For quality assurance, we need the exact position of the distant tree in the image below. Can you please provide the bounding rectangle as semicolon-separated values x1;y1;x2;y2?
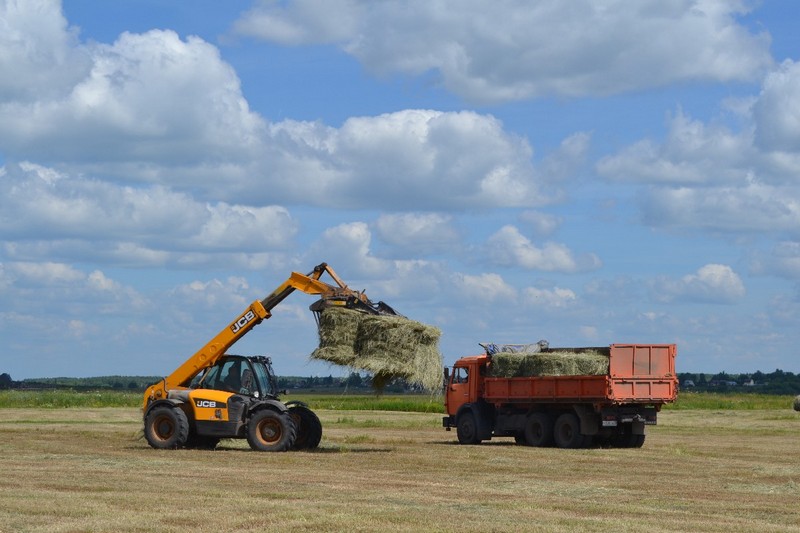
346;372;363;388
0;373;12;389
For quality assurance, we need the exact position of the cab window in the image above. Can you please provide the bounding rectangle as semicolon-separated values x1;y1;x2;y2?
452;367;469;384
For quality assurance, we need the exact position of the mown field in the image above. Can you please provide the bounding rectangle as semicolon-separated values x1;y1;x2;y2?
0;393;798;532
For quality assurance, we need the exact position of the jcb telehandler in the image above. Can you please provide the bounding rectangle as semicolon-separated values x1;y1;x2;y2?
142;262;398;452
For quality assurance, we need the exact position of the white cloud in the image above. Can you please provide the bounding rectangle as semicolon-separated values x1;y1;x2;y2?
0;162;298;264
753;60;800;152
522;286;577;308
639;181;800;234
232;0;772;103
597;109;755;186
0;0;90;101
0;21;265;168
651;264;746;304
518;211;562;237
452;272;516;303
374;213;460;256
598;61;800;237
750;241;800;280
266;110;548;209
485;225;601;272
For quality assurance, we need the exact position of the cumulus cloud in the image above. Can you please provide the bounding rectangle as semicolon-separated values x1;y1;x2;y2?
0;162;298;264
651;264;746;304
0;0;90;101
753;59;800;152
0;1;560;211
485;225;601;272
374;213;460;256
598;60;800;237
597;109;755;186
266;110;548;209
232;0;773;103
522;286;577;308
750;241;800;280
639;181;800;234
452;272;517;303
0;26;265;168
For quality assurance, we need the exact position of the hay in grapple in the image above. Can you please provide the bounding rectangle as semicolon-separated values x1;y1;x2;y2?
487;350;609;378
310;307;361;365
310;308;443;392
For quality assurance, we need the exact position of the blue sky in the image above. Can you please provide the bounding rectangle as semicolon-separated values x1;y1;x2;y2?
2;0;800;379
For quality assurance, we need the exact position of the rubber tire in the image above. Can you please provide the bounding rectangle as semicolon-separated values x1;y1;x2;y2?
144;405;190;449
456;411;480;445
524;412;554;447
289;405;323;450
553;413;584;449
247;410;297;452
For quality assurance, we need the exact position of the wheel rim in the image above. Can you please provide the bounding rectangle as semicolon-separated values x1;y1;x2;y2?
257;418;283;445
153;415;175;442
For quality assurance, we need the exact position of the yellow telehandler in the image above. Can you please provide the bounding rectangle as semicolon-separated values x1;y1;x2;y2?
142;262;398;451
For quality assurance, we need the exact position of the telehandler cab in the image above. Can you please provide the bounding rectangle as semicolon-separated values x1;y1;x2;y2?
142;263;397;452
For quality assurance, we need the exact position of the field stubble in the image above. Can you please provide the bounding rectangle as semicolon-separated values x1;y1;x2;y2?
0;407;798;532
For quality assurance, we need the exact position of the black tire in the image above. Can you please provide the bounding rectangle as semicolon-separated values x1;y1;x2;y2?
246;409;297;452
553;413;584;449
288;405;323;450
456;411;480;445
524;412;554;447
144;405;189;449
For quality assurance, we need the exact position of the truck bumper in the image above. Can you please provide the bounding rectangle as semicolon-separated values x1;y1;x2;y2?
442;415;455;430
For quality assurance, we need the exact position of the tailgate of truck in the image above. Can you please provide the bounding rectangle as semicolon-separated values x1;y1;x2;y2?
608;344;677;402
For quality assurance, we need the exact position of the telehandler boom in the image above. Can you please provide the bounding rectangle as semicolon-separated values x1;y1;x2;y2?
142;262;396;452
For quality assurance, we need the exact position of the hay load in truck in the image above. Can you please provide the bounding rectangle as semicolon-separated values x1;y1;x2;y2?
443;342;678;448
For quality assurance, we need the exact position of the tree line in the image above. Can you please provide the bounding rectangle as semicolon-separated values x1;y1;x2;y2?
678;369;800;395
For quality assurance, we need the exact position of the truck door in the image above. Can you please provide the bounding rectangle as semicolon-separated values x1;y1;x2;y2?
446;365;472;416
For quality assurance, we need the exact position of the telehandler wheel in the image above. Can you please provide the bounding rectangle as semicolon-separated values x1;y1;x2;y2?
144;405;190;449
456;411;480;445
288;405;323;450
524;412;554;447
553;413;584;449
247;409;297;452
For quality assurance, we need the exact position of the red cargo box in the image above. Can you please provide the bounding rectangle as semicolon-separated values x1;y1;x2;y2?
482;343;677;405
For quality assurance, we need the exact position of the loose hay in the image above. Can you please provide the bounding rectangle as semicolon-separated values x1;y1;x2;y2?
487;350;609;378
311;308;443;392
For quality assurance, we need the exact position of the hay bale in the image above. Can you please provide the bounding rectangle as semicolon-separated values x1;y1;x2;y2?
310;308;443;392
310;307;361;365
794;395;800;412
487;350;609;378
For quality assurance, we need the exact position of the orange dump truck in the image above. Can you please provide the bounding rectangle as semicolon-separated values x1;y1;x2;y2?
443;343;677;448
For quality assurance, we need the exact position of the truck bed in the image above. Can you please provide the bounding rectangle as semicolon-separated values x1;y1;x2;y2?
482;344;677;404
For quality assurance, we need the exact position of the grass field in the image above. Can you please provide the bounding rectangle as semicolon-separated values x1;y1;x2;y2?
0;400;799;532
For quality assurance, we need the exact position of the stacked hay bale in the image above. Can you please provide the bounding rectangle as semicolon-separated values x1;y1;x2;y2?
487;349;609;378
311;307;443;392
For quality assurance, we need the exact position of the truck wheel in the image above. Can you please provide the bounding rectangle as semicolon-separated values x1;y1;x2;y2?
553;413;584;449
289;404;323;450
524;413;554;447
247;409;297;452
456;411;480;445
144;405;189;449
